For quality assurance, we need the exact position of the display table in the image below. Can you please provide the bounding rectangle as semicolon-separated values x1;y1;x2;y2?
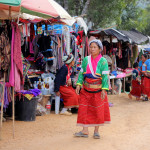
110;71;132;95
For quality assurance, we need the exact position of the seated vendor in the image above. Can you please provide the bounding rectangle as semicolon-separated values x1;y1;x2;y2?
128;62;141;100
54;54;79;115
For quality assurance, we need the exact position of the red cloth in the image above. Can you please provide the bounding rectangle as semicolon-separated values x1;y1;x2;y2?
76;31;83;46
65;64;72;83
142;77;150;97
130;80;141;98
77;89;111;127
83;78;102;92
13;23;23;84
59;86;79;108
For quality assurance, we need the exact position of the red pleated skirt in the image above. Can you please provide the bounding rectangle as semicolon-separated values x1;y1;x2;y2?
130;80;141;98
77;89;111;127
59;86;79;108
142;77;150;97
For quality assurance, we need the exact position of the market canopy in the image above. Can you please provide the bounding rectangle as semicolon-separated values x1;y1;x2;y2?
119;29;149;45
89;28;149;44
89;28;130;43
0;0;72;20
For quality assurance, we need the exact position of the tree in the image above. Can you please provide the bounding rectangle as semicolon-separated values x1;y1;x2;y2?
55;0;150;35
118;0;148;31
142;5;150;35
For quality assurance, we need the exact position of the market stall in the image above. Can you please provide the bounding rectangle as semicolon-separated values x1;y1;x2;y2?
89;28;149;94
0;0;78;140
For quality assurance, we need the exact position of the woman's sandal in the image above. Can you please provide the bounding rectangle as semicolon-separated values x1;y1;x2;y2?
74;131;88;138
93;132;100;139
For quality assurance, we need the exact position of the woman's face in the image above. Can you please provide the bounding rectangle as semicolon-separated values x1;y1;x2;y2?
89;43;101;58
141;55;146;63
70;59;75;67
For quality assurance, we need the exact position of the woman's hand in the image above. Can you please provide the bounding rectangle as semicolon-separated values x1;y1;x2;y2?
76;85;81;95
101;89;106;100
55;91;60;96
67;78;72;86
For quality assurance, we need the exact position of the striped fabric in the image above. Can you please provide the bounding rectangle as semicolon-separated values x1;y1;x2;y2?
77;86;111;127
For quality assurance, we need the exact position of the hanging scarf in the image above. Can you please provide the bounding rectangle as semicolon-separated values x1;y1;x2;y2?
13;22;24;84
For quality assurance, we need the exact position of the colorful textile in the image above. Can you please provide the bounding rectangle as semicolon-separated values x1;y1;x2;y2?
18;89;41;97
86;54;102;74
4;85;9;108
59;86;79;108
130;80;141;98
83;78;102;92
24;94;34;100
14;63;21;92
142;77;150;97
9;23;15;87
0;30;10;71
77;88;110;127
76;55;109;90
13;22;23;84
22;55;31;80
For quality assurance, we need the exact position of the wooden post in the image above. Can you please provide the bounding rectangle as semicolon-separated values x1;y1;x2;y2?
12;87;15;138
110;35;112;44
0;72;6;140
9;6;11;19
111;78;114;95
123;77;125;92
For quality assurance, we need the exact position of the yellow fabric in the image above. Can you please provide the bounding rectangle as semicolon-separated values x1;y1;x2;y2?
102;88;109;90
24;94;34;100
84;83;102;89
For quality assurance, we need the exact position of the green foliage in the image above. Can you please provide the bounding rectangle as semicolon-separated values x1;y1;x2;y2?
55;0;150;35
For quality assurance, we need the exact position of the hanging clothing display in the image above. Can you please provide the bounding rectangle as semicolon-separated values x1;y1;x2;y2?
0;26;11;71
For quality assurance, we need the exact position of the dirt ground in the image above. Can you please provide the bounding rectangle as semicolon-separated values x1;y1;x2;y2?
1;93;150;150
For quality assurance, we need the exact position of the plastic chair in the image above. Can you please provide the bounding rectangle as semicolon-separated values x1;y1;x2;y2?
50;94;60;114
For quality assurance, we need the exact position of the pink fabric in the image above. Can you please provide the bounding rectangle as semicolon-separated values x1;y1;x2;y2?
116;73;126;78
124;68;133;74
86;54;102;73
13;22;24;84
9;23;15;87
14;63;21;92
29;41;34;54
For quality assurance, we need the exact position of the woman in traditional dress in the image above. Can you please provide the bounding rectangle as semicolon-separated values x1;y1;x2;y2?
142;55;150;100
128;62;141;100
75;39;111;139
54;54;79;115
139;54;149;101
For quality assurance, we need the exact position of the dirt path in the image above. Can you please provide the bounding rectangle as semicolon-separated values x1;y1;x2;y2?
1;93;150;150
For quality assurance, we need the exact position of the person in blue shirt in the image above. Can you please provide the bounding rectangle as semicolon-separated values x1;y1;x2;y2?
142;56;150;100
138;54;148;72
144;58;150;71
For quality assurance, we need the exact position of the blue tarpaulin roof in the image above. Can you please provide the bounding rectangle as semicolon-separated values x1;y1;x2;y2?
34;23;79;35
